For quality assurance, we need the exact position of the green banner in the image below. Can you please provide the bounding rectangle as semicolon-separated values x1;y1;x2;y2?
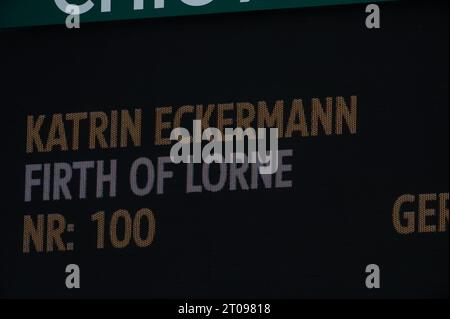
0;0;389;29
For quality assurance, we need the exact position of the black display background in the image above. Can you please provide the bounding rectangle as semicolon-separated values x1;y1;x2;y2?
0;1;448;299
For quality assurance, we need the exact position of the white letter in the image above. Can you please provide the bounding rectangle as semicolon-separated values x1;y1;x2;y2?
101;0;144;12
366;4;381;29
25;164;42;202
130;158;155;196
202;128;223;164
157;157;173;195
65;5;80;29
365;264;381;289
54;0;94;14
155;0;165;8
258;128;279;175
53;163;72;200
180;0;214;7
65;264;80;289
170;128;191;164
96;160;117;198
73;161;95;199
193;120;202;163
224;128;256;164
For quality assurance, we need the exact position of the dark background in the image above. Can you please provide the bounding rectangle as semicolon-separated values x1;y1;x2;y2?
0;0;448;298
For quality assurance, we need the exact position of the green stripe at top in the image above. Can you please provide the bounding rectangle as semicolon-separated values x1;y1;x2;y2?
0;0;389;29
